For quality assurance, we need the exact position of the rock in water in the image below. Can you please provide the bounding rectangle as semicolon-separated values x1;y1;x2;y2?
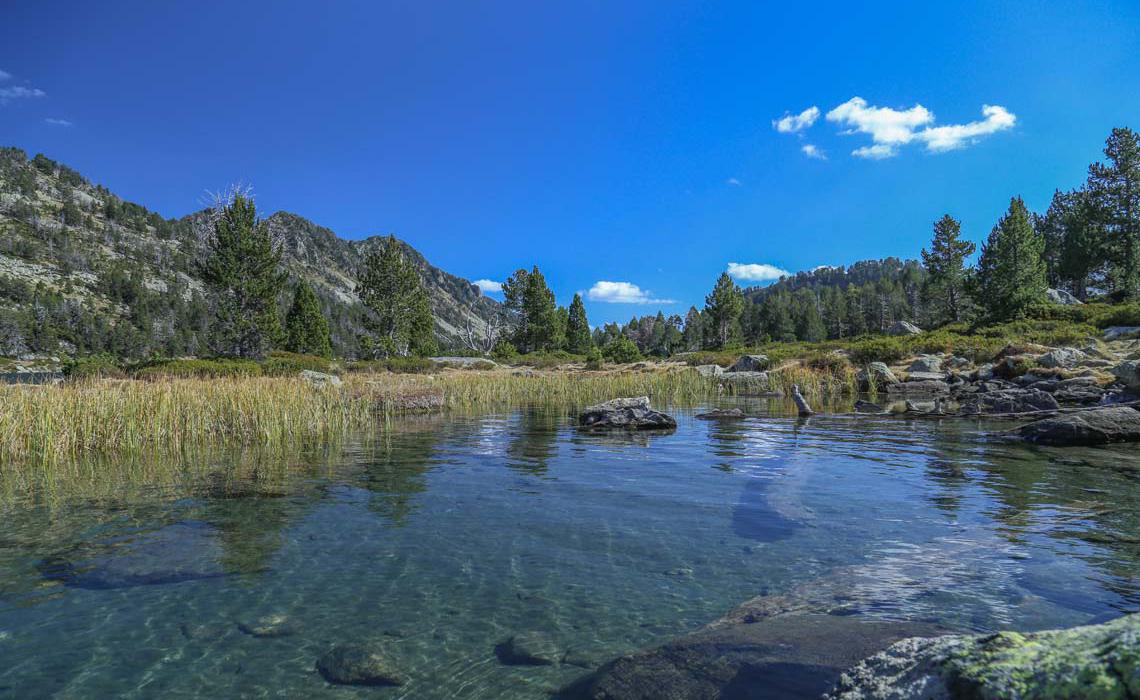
853;400;884;414
317;644;405;686
826;613;1140;700
496;631;562;666
727;354;770;372
886;321;922;336
958;388;1059;415
695;408;745;420
1018;406;1140;446
578;397;677;431
237;613;295;638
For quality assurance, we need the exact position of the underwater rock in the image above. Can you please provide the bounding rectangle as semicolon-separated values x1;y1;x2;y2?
316;644;405;686
694;408;745;420
237;613;296;638
826;613;1140;699
1018;406;1140;446
578;397;677;431
496;631;562;666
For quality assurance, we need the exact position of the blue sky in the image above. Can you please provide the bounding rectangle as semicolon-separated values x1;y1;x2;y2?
2;1;1138;325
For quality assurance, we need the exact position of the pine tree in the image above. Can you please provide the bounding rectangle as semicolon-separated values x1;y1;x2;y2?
356;235;436;357
702;272;744;348
566;293;592;353
502;266;559;353
284;280;332;357
1087;127;1140;300
199;193;286;359
973;197;1047;320
681;307;703;351
920;214;976;323
1045;189;1101;300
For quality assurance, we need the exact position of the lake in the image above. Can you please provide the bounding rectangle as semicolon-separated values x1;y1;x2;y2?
1;399;1138;698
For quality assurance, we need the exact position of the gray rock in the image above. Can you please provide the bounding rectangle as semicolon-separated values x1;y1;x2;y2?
716;371;771;395
238;613;295;638
1036;347;1086;369
946;356;971;369
886;321;923;336
905;371;946;382
826;613;1139;700
496;631;561;666
1052;384;1107;405
856;362;899;391
1045;287;1083;305
853;400;884;414
1104;326;1140;341
1018;406;1140;446
299;370;343;387
694;408;745;420
1111;360;1140;390
886;380;949;396
971;363;995;381
316;644;405;686
902;357;934;374
579;397;677;431
958;388;1059;415
694;364;723;377
727;354;770;372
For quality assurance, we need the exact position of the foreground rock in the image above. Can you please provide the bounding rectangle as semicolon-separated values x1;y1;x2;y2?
316;644;405;686
827;613;1139;699
578;397;677;431
958;388;1059;415
1018;406;1140;446
559;595;940;700
496;631;562;666
727;354;770;372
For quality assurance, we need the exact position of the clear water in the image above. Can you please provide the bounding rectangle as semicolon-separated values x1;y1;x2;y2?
1;400;1139;698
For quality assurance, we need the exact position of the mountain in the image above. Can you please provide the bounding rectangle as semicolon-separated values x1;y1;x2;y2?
0;147;501;359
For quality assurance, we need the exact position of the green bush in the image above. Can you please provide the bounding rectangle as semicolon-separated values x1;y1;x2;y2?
1091;303;1140;329
64;354;125;380
681;350;738;367
262;351;336;376
804;352;850;373
584;346;604;370
847;337;909;365
514;350;582;369
490;340;519;362
134;358;263;380
602;336;643;364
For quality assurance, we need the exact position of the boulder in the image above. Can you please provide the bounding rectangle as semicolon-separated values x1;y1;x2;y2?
238;613;296;638
1104;326;1140;341
1111;360;1140;390
716;371;771;395
907;355;942;373
316;644;405;686
578;397;677;431
826;613;1139;700
885;321;922;336
958;388;1059;415
945;356;971;370
1018;406;1140;446
971;364;995;381
1036;347;1086;369
300;370;343;387
853;400;884;414
496;631;561;666
727;354;770;372
856;362;899;391
693;364;723;378
1045;287;1083;305
905;371;946;382
695;408;745;420
886;380;949;396
1052;383;1107;405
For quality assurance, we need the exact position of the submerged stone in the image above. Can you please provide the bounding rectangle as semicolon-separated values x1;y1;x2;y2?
237;613;296;638
316;644;405;686
694;408;745;420
826;613;1140;699
496;631;562;666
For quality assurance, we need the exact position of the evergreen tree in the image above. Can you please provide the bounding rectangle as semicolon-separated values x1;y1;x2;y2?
199;193;285;359
702;272;744;348
920;214;976;323
973;197;1047;320
284;280;332;357
356;235;436;357
1087;127;1140;300
1045;189;1101;299
681;306;703;351
565;293;592;353
502;266;559;353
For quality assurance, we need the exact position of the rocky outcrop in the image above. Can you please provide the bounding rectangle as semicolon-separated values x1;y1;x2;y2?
827;614;1139;700
578;397;677;431
1018;406;1140;446
716;371;771;395
316;644;405;686
694;364;723;378
1104;326;1140;341
887;380;949;396
727;354;770;372
907;355;942;373
886;321;923;336
856;362;899;391
958;388;1059;415
1036;347;1086;369
1045;287;1083;305
1111;360;1140;390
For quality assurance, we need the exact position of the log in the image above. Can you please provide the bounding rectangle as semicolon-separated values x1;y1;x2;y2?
791;384;814;417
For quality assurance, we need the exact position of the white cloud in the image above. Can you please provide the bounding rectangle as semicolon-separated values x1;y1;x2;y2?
726;177;742;186
586;281;675;305
825;96;1015;158
473;279;503;294
0;85;46;104
727;262;789;282
772;106;820;134
44;117;72;127
0;70;11;81
801;144;826;160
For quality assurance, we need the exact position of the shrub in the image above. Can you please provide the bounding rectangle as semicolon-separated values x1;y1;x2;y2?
346;357;438;374
134;358;263;380
602;336;643;364
515;351;582;369
64;354;125;381
1092;303;1140;329
490;340;519;362
847;337;909;365
468;360;497;371
261;351;336;376
804;352;850;373
681;350;738;367
585;346;604;370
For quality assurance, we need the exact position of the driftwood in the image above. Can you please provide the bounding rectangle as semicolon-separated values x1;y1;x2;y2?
791;384;814;417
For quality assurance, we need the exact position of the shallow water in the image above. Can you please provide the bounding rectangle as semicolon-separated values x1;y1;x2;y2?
1;399;1139;698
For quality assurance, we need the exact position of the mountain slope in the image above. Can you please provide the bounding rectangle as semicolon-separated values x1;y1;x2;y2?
0;147;501;359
